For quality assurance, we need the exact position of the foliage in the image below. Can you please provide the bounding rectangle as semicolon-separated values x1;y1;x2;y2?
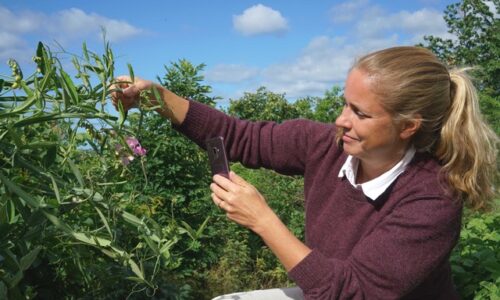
293;86;344;123
451;209;500;299
421;0;500;133
126;60;223;299
227;86;344;123
158;59;218;106
0;42;200;299
227;87;301;122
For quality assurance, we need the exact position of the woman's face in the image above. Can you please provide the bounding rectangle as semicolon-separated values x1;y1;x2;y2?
335;68;409;166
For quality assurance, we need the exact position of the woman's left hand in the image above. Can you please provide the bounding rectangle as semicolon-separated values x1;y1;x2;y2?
210;171;275;234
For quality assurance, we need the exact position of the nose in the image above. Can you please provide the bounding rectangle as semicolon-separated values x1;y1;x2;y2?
335;106;351;129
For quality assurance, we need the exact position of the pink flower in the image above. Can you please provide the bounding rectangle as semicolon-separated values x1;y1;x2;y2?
126;137;147;156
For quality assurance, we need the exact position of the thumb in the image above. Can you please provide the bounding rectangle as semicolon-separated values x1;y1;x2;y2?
229;171;248;186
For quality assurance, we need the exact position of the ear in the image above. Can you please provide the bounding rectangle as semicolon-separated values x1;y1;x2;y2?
399;115;422;140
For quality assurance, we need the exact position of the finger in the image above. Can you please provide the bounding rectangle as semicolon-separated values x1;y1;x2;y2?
220;201;235;213
213;174;238;192
211;193;223;208
114;75;132;87
229;171;248;186
210;182;232;201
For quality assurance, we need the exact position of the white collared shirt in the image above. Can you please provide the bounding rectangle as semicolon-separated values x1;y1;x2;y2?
338;147;416;201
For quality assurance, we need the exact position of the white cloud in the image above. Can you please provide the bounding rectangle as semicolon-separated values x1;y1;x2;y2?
0;6;43;33
259;36;357;98
252;3;451;99
205;64;260;83
52;8;143;43
233;4;288;36
0;5;144;62
329;0;369;23
0;32;30;63
355;7;450;41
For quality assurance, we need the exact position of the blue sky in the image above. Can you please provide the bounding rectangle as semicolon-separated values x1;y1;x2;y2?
1;0;460;105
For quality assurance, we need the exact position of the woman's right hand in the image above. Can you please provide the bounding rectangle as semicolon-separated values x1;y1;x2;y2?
110;75;190;124
111;75;159;111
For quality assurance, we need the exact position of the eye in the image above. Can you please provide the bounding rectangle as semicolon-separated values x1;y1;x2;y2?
354;110;368;119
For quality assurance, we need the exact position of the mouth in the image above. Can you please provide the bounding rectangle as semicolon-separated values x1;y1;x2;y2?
342;133;359;142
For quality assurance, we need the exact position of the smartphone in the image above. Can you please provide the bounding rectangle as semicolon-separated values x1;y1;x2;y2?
206;136;230;179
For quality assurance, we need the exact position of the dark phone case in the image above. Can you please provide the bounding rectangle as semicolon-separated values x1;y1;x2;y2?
206;136;230;178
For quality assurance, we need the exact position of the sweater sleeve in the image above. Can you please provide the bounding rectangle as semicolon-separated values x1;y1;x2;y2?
288;194;462;299
174;99;328;175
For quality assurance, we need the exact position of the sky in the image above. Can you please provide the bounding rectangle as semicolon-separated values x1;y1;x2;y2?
0;0;460;106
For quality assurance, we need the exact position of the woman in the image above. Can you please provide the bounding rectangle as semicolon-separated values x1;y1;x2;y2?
112;46;498;299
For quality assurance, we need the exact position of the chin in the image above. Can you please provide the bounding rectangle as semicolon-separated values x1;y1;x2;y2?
342;145;357;156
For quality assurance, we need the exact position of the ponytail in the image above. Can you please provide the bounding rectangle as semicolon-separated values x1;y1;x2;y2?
436;68;498;210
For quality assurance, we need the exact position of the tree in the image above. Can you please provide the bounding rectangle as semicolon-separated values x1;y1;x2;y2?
422;0;500;133
227;85;344;124
227;87;301;123
294;86;344;123
158;59;217;106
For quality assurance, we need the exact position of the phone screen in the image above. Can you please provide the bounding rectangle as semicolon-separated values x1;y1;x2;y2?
206;136;230;178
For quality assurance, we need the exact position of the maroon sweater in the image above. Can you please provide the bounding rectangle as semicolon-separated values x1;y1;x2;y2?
175;100;462;300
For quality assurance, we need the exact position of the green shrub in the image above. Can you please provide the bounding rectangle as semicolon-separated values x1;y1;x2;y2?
451;208;500;299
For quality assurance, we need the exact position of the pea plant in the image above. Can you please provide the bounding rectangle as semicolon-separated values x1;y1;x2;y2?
0;42;201;298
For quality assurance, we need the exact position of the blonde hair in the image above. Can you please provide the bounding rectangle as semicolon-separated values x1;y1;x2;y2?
353;46;498;211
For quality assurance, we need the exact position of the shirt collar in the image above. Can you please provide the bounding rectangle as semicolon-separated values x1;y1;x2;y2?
338;147;416;201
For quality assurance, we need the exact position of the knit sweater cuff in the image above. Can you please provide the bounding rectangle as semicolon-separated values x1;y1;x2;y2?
288;249;333;292
172;99;211;146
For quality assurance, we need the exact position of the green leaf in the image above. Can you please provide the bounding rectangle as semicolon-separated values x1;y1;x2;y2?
122;211;144;227
72;232;112;247
22;141;58;149
0;95;37;118
49;174;61;204
42;210;72;233
159;239;176;260
13;112;117;128
67;159;84;187
0;171;40;208
83;64;103;74
19;246;41;271
8;270;23;289
126;276;145;283
82;42;90;61
127;63;135;82
20;81;34;99
35;42;48;74
196;216;210;237
101;248;118;259
128;258;144;280
95;206;112;238
142;235;159;254
60;69;79;105
117;100;127;129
